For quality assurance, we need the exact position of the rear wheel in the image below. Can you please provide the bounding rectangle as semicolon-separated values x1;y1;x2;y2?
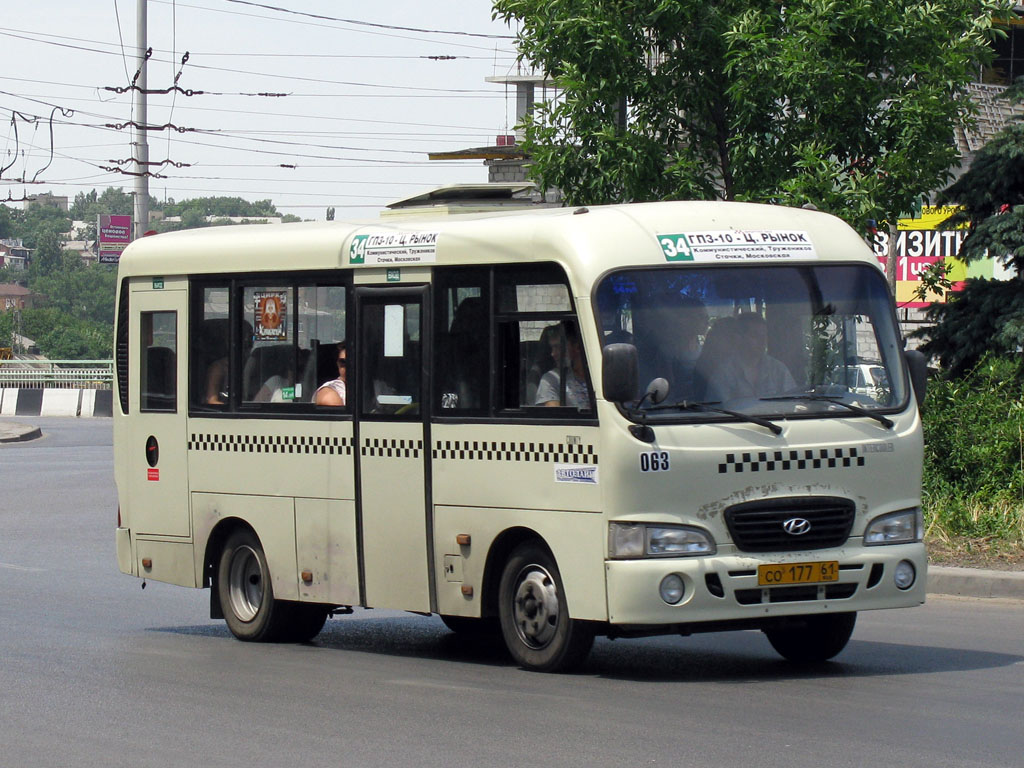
217;529;292;642
498;542;594;672
764;612;857;663
287;604;329;643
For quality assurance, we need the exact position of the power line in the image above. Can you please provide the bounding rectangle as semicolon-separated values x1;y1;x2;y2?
0;27;517;61
218;0;515;39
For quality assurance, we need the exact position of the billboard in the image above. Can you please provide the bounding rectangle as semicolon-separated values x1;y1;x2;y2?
97;214;132;264
871;206;1008;308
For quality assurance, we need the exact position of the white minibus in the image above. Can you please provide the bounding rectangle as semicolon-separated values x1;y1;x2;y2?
114;200;928;671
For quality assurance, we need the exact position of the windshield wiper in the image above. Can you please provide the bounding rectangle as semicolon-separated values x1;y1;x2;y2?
650;400;783;436
760;394;894;429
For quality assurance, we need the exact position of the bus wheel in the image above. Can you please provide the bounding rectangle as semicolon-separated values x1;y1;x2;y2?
764;612;857;663
217;529;290;642
287;604;329;643
498;542;594;672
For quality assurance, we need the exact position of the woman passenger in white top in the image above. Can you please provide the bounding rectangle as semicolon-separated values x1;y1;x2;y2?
315;342;347;406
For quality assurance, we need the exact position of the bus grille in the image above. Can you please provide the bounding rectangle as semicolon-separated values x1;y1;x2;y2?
724;496;855;552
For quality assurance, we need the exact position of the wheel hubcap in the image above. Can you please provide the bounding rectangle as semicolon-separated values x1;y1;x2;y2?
511;564;559;649
227;545;264;623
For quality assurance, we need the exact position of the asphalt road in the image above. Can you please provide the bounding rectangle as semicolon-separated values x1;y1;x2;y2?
1;418;1022;768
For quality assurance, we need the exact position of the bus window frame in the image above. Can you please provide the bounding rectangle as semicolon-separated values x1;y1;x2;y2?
429;262;598;423
188;271;352;418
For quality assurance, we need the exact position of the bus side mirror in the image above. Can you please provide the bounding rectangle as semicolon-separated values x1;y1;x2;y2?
904;349;927;406
602;343;638;403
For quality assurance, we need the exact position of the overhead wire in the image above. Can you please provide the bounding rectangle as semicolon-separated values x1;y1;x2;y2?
2;3;525;214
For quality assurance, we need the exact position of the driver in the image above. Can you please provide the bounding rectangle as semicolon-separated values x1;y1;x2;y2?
705;313;795;402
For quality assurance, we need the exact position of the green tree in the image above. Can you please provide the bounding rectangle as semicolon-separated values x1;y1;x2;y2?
0;203;13;239
916;80;1024;374
493;0;1008;232
28;229;64;279
11;204;71;248
0;309;12;349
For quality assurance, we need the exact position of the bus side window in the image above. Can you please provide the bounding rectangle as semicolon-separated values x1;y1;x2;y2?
140;310;176;412
433;269;489;413
493;264;592;414
190;284;231;409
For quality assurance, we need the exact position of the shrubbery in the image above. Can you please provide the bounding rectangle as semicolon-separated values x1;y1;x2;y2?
921;355;1024;542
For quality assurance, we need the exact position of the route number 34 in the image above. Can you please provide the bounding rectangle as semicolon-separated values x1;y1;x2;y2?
640;451;670;472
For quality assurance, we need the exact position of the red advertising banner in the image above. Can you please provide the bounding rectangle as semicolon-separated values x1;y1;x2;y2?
98;214;132;264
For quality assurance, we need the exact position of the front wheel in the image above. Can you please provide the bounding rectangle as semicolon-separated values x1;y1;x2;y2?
217;529;293;642
498;542;594;672
764;612;857;663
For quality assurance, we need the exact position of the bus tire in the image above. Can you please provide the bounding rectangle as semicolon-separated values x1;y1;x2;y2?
764;612;857;663
286;603;329;643
217;529;291;642
498;542;594;672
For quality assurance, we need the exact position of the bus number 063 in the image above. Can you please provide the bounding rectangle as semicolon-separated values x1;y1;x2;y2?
640;451;670;472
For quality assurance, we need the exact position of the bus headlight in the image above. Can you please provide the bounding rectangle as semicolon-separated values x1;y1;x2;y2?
864;508;923;546
609;523;716;559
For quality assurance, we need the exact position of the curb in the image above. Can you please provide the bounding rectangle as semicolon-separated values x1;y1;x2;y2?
927;565;1024;600
0;388;113;418
0;420;42;443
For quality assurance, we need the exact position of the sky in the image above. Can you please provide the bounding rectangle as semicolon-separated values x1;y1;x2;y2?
1;0;528;222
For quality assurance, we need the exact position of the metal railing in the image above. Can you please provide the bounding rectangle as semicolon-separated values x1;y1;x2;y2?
0;359;113;389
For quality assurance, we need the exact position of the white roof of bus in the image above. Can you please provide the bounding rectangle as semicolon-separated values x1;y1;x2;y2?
116;200;878;290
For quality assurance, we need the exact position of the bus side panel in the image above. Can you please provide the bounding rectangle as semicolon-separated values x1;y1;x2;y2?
430;422;605;620
433;505;608;621
191;492;299;601
186;419;341;500
295;497;359;605
135;538;197;587
430;423;602;512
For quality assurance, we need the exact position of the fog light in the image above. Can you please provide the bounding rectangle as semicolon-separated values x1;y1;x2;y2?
893;560;916;590
659;573;685;604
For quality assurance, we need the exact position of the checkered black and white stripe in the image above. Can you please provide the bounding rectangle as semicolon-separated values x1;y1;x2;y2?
361;438;422;458
718;447;864;474
188;433;353;455
432;440;598;465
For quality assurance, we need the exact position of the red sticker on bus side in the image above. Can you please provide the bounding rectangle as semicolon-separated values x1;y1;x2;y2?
147;468;159;481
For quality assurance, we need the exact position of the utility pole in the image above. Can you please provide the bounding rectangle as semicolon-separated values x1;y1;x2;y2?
133;0;150;240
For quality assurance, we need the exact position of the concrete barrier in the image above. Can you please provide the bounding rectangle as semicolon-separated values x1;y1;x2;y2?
0;388;113;417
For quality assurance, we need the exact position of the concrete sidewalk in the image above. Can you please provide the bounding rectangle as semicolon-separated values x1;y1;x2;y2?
1;417;1020;600
0;419;42;443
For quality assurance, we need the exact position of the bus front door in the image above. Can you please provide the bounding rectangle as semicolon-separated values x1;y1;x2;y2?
355;288;434;612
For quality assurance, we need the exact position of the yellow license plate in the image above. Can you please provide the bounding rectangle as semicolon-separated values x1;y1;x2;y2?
757;561;839;586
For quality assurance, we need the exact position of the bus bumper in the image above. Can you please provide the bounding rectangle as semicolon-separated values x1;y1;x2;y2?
605;543;927;627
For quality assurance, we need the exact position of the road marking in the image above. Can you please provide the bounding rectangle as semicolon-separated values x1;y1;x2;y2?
0;562;45;572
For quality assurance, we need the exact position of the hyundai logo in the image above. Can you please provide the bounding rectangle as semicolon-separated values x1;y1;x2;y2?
783;517;812;536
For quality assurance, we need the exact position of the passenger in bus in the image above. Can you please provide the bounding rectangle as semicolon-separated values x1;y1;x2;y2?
439;297;486;410
634;294;707;401
704;313;795;402
204;357;229;405
525;323;559;405
253;349;308;403
535;321;590;408
314;342;347;406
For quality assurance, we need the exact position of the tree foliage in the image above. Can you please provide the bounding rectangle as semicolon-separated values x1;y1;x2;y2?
921;356;1024;540
492;0;1009;232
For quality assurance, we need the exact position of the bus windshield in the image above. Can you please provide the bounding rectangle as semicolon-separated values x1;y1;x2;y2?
595;263;907;420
